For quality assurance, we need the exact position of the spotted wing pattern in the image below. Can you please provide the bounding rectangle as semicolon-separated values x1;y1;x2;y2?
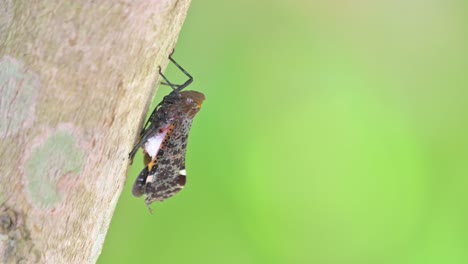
144;117;193;204
131;91;205;207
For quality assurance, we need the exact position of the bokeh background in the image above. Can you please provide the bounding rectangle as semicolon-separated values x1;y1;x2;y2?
99;1;468;263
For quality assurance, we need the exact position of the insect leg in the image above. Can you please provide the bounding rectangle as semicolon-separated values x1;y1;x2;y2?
159;50;193;93
141;49;191;131
145;50;193;129
160;83;181;88
159;67;178;91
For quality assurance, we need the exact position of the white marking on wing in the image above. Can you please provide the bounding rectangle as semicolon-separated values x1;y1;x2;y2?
143;126;170;158
147;175;154;182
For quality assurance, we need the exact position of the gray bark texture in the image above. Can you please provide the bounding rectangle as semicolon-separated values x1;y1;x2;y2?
0;0;192;263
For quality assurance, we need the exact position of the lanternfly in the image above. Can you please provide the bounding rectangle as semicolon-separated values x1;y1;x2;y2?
129;51;205;209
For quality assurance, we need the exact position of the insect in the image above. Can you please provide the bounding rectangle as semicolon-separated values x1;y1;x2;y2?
129;51;205;209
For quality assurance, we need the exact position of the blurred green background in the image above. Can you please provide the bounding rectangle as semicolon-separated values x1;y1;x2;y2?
99;0;468;263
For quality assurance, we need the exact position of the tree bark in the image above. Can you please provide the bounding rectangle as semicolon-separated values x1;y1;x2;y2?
0;0;192;263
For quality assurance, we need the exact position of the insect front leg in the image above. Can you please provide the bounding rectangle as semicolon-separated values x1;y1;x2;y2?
160;50;193;93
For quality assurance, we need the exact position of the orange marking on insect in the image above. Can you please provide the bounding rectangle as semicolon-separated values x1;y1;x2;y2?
160;125;175;149
146;124;175;171
148;160;155;171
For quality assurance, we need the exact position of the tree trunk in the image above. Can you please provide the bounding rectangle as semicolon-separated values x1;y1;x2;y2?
0;0;192;263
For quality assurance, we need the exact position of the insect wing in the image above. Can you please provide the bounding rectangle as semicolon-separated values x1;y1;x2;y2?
143;116;193;205
143;162;187;204
132;167;149;197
